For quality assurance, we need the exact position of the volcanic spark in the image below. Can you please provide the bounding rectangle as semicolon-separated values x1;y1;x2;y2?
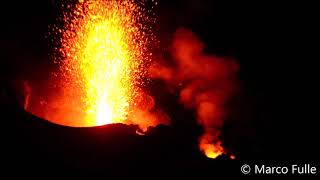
51;0;156;126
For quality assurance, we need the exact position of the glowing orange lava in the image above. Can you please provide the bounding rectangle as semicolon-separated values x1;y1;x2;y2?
199;134;224;159
49;0;156;126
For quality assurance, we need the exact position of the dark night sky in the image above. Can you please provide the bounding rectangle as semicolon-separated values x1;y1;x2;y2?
1;0;318;177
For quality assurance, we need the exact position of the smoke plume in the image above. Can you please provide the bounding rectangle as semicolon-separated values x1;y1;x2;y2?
149;28;239;158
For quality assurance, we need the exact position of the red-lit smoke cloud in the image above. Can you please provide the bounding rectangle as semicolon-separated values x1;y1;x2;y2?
149;28;239;158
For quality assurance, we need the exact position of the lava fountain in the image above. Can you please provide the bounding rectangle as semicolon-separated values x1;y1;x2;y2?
23;0;159;127
55;0;156;126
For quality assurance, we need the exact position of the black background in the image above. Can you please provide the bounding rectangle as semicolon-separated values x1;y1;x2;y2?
1;0;318;177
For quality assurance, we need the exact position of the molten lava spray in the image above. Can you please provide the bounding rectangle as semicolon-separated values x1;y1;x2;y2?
33;0;168;128
57;0;161;127
57;0;147;126
149;28;239;158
